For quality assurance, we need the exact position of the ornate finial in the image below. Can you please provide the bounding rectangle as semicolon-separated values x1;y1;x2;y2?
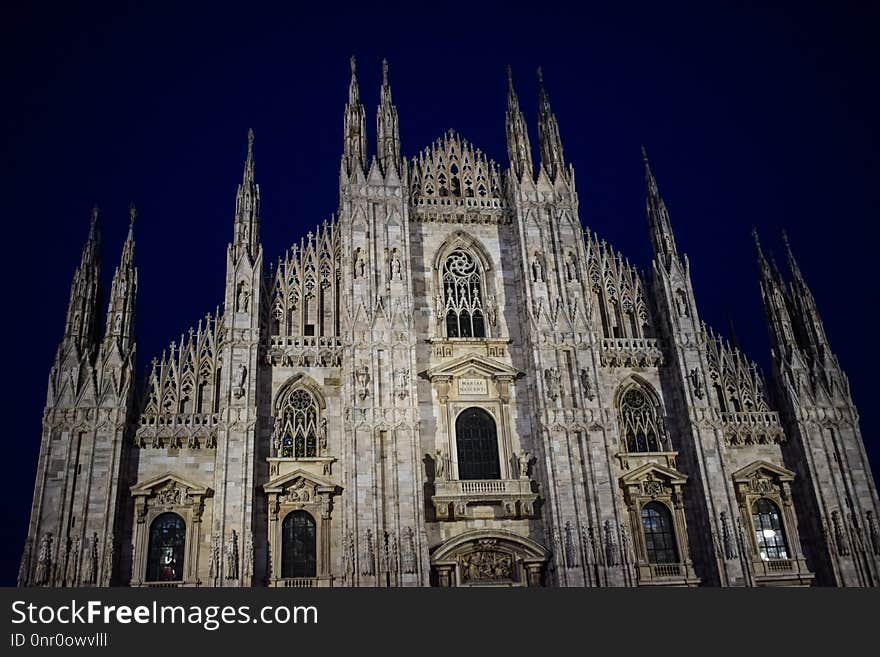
641;145;650;166
507;64;513;85
350;55;356;76
781;228;791;248
247;127;254;149
91;205;99;222
537;66;544;85
128;202;137;227
382;58;389;85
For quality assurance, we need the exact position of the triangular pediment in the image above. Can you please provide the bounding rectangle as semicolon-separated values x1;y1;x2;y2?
620;461;688;486
263;468;337;494
130;472;211;497
732;460;794;483
424;352;520;380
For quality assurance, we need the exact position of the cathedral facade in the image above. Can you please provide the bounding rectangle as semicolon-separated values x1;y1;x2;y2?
20;59;880;588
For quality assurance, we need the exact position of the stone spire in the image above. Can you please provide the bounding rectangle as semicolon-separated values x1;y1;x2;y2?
642;147;680;269
104;203;137;349
505;66;533;182
376;58;401;175
752;228;797;354
536;67;566;181
233;128;260;260
63;206;102;354
343;55;367;176
782;230;829;354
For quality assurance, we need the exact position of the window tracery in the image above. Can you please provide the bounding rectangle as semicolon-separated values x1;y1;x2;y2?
618;384;667;453
276;388;323;458
442;250;486;338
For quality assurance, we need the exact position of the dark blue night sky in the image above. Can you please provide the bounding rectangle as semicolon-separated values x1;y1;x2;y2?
1;1;877;585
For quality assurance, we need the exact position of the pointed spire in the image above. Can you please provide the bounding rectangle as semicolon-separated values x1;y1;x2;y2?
377;57;401;175
63;207;102;353
505;66;533;182
536;67;566;181
781;230;830;352
343;55;367;175
104;204;138;346
752;228;797;353
642;147;679;267
233;128;260;258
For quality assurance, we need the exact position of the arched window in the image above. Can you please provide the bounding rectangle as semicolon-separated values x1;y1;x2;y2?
619;385;667;452
442;250;486;338
752;498;789;560
282;510;317;578
641;502;679;564
278;389;319;458
146;513;186;582
456;407;500;480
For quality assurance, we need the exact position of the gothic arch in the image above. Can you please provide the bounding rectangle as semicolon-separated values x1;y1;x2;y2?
272;373;327;411
432;230;495;274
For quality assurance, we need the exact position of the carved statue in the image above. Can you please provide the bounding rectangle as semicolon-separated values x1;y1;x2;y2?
34;532;52;585
236;281;250;312
84;533;99;585
675;289;688;317
17;538;32;586
720;511;737;559
354;248;366;279
401;527;417;574
544;367;561;401
390;251;402;280
532;256;544;282
517;451;531;479
234;363;247;399
690;368;705;399
66;536;80;585
243;531;254;580
361;529;375;576
394;368;409;399
355;366;370;400
102;539;115;586
434;448;448;481
579;369;595;401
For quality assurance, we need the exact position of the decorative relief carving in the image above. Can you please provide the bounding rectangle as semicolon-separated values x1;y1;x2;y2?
394;368;409;399
360;529;375;576
459;549;513;583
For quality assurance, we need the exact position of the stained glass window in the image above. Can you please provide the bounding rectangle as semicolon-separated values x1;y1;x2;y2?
146;513;186;582
282;510;317;578
752;498;789;560
641;502;678;564
456;407;500;480
442;250;486;338
278;389;319;458
619;386;667;452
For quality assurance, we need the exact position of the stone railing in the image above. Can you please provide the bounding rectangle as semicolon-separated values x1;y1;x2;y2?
721;411;785;447
636;561;700;586
273;576;334;588
750;557;814;585
599;338;663;368
134;413;219;449
432;478;538;521
266;335;344;367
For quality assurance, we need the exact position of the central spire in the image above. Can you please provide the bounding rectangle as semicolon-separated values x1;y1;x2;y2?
343;55;367;176
505;66;533;182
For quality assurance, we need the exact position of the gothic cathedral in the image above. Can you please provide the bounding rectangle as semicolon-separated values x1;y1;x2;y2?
20;59;880;588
